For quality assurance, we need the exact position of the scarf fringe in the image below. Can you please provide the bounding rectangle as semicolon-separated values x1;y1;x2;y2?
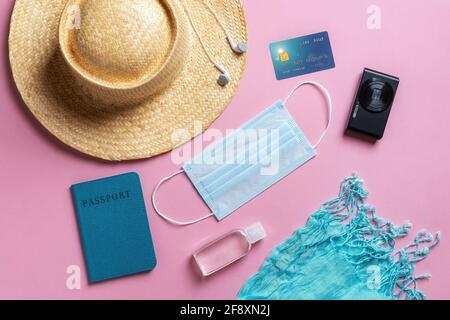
321;174;440;300
237;175;440;300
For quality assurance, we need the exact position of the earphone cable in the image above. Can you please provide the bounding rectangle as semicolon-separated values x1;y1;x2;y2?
201;0;229;36
182;0;219;68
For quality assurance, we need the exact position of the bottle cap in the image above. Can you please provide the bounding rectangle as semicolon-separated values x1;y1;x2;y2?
244;222;267;245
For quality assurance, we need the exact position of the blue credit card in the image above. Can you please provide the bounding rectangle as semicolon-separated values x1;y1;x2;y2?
269;31;335;80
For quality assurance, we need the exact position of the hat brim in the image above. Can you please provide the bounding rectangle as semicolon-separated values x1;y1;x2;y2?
8;0;247;161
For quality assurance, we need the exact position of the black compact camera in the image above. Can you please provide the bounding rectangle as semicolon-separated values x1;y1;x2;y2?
346;68;399;140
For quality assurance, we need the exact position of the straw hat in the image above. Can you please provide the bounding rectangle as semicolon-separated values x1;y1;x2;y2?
9;0;247;160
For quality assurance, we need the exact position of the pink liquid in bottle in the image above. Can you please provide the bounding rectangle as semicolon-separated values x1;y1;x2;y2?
193;223;266;276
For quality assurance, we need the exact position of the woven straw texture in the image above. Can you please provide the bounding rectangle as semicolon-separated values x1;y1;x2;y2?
9;0;248;161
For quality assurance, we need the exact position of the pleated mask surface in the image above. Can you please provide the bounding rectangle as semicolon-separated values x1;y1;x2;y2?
153;81;332;225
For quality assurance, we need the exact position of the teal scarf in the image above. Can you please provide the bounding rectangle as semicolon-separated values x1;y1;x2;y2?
237;175;440;300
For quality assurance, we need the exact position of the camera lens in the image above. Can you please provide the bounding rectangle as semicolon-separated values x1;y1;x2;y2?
359;78;394;113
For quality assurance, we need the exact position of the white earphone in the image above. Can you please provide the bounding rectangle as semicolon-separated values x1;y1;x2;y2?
214;63;230;86
226;33;247;54
183;0;247;86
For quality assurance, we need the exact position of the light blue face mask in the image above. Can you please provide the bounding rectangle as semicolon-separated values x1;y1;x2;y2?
152;81;332;225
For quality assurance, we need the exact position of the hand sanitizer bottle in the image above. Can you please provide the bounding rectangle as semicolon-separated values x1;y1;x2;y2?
193;222;266;277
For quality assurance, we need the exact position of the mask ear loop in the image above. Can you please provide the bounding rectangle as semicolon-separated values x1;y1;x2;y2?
153;81;332;226
152;170;214;226
283;81;333;149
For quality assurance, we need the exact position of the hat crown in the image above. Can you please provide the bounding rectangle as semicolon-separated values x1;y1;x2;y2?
59;0;190;106
71;0;175;82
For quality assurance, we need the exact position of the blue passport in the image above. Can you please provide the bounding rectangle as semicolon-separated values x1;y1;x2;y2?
71;172;156;283
269;31;335;80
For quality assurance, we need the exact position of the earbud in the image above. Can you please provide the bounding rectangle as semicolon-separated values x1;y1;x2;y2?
182;0;238;86
214;63;230;86
226;33;247;54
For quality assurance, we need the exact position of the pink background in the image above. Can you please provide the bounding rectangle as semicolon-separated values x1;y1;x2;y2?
1;0;449;299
